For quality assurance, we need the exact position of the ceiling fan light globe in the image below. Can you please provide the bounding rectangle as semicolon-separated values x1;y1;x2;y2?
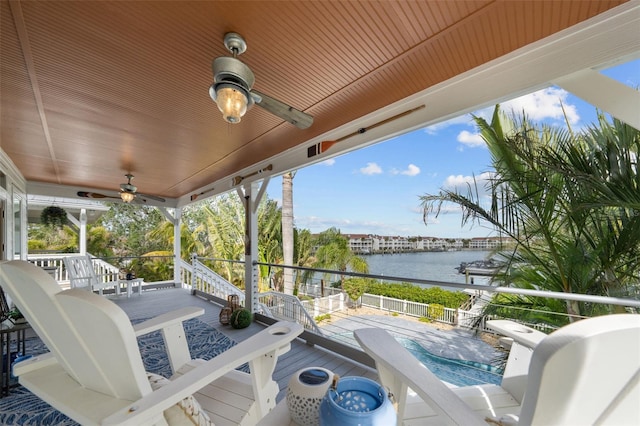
120;191;135;203
216;85;248;124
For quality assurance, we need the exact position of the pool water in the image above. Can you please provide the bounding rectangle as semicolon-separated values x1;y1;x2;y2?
396;337;503;387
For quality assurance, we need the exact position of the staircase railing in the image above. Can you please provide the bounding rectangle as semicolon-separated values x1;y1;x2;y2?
191;258;245;301
258;291;322;334
188;258;319;331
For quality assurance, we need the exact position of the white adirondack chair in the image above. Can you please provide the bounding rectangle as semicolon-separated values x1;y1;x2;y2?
0;260;303;425
355;314;640;425
63;254;120;295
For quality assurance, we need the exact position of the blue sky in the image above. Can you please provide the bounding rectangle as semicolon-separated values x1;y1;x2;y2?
267;60;639;238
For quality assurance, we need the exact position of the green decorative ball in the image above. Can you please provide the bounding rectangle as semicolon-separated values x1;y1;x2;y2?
230;309;252;329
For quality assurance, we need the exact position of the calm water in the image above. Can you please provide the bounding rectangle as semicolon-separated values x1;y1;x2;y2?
363;250;492;287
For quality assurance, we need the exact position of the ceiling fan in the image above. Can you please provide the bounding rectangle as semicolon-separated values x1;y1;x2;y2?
77;174;166;203
209;32;313;129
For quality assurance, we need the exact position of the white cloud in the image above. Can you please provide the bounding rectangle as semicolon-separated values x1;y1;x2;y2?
401;164;421;176
443;171;493;191
321;158;336;166
457;130;485;148
360;162;382;175
502;87;580;124
424;86;581;140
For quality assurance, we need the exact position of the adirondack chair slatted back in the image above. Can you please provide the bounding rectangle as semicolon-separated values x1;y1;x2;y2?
0;261;151;400
64;255;97;290
521;314;640;425
57;288;151;399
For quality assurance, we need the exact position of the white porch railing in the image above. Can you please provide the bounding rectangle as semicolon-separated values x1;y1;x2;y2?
258;291;322;334
190;258;245;301
90;256;121;282
28;253;119;287
28;253;71;283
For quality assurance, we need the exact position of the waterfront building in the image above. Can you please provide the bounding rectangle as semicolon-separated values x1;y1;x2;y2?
345;234;467;254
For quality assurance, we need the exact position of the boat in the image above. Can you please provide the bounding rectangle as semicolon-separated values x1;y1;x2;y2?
456;259;503;276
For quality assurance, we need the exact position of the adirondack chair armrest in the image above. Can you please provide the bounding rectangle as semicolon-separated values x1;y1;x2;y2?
103;321;304;426
12;352;58;376
486;320;546;349
132;307;205;336
354;328;487;426
133;307;205;374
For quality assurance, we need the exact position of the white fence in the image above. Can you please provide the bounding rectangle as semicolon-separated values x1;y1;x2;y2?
301;293;345;318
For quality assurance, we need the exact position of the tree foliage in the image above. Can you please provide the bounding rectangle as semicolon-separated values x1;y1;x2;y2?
97;203;166;256
311;227;369;286
421;106;640;319
342;278;370;307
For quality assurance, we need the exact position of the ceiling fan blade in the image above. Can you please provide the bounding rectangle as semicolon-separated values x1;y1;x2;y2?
250;90;313;129
136;192;166;203
77;191;120;200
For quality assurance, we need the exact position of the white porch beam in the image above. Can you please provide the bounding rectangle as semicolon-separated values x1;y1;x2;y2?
554;68;640;129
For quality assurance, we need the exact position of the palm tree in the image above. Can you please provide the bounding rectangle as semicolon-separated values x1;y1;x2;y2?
420;106;640;321
282;171;295;294
146;220;205;260
293;228;315;294
312;227;369;293
258;198;283;292
87;226;115;257
199;194;246;286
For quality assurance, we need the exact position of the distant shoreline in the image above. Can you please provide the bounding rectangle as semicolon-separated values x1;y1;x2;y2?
358;248;492;255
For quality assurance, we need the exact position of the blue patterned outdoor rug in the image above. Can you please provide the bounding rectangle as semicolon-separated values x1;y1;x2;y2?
0;318;240;425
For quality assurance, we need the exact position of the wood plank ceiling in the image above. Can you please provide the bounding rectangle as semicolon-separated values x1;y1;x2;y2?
0;0;628;204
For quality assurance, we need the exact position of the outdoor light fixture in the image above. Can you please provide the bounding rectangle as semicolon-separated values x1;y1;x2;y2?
208;32;313;128
209;33;255;125
120;191;135;203
209;83;250;124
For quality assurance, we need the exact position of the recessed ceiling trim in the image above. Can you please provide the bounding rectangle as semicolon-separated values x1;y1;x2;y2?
9;0;61;183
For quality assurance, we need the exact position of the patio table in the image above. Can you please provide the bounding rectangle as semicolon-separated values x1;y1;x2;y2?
118;278;144;298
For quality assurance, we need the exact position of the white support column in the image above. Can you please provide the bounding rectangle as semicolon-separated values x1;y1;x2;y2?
79;209;87;255
553;68;640;129
66;210;87;255
238;178;269;313
173;207;182;286
159;207;182;286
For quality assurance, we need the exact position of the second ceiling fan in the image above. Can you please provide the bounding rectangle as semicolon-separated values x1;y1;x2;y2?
77;174;166;204
209;32;313;129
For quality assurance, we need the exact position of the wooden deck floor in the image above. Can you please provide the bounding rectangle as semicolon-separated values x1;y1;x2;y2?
112;286;377;402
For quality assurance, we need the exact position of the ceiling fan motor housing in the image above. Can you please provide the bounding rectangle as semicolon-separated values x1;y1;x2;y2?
211;57;255;100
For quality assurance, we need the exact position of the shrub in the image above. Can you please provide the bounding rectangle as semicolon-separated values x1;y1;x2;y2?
427;303;445;321
342;278;370;306
315;313;331;323
366;282;468;308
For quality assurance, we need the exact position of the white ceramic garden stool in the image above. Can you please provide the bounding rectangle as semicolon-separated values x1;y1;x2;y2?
286;367;335;426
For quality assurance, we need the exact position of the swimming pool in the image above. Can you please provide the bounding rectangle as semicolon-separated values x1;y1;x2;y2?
395;337;502;387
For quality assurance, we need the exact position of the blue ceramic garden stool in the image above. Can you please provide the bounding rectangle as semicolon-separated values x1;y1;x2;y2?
319;376;396;426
